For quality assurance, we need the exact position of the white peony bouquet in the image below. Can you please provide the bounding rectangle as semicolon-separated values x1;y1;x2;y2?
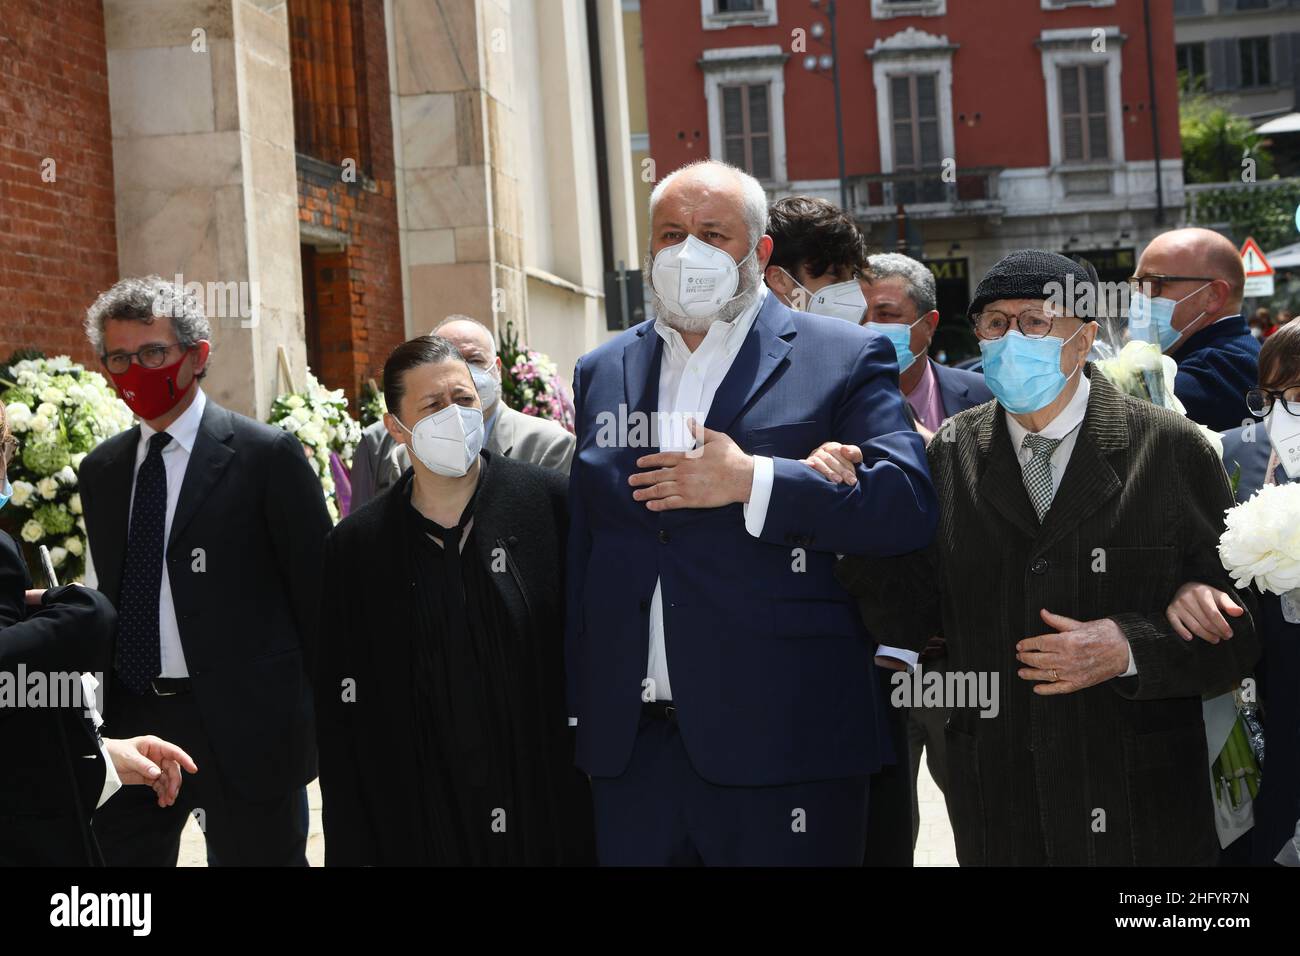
267;371;362;523
1218;482;1300;598
0;356;135;581
1095;340;1181;412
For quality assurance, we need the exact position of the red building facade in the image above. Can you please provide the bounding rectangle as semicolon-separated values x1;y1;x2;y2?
641;0;1186;358
0;0;118;367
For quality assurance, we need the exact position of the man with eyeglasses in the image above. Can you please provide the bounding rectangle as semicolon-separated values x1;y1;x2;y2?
1129;227;1260;432
77;276;332;866
834;250;1259;865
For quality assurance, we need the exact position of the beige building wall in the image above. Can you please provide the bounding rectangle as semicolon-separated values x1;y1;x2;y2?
624;0;652;265
104;0;305;420
386;0;638;380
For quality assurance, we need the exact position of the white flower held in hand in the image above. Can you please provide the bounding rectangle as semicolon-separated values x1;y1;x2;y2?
1219;483;1300;595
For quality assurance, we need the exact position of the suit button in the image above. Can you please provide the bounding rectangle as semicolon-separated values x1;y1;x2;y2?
658;530;670;544
1030;558;1049;575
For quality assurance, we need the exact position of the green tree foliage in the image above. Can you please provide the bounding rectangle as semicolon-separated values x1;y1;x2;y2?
1180;89;1274;184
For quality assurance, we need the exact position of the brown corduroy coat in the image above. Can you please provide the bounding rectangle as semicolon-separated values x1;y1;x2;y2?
836;367;1259;866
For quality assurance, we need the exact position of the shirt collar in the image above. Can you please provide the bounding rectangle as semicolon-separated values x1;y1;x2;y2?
905;355;938;400
140;387;207;455
654;285;768;358
1005;370;1090;452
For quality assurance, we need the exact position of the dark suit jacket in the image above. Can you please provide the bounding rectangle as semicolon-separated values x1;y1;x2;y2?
78;398;332;800
1221;423;1277;505
1173;314;1261;432
315;453;593;865
0;532;117;865
566;293;938;786
836;367;1259;865
932;360;994;418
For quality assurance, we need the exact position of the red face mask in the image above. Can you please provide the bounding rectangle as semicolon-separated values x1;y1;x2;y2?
110;353;195;421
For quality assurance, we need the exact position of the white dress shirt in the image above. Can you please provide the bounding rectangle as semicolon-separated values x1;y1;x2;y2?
1004;372;1137;677
645;290;774;701
127;388;208;679
82;671;122;808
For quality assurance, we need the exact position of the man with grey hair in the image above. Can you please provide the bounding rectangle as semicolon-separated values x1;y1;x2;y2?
567;160;938;865
349;314;575;510
78;275;332;866
863;252;992;437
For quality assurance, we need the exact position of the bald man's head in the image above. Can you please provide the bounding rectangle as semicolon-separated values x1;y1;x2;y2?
434;315;497;364
1140;228;1245;300
1135;228;1245;347
431;314;502;414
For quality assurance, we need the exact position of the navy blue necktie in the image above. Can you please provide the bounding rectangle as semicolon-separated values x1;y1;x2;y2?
115;431;172;695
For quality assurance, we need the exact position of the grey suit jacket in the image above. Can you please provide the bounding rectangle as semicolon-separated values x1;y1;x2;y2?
349;403;575;511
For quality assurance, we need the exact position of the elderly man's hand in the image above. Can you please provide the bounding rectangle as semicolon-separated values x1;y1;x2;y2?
105;735;198;808
1166;581;1243;644
629;421;754;510
801;441;861;485
1015;609;1131;695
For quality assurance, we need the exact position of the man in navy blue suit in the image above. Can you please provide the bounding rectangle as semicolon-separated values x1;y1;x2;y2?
1132;227;1260;432
565;161;938;866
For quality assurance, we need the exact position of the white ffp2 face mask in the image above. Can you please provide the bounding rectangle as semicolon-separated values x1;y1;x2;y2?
470;363;500;410
651;234;754;320
808;279;868;324
1266;404;1300;480
395;404;485;477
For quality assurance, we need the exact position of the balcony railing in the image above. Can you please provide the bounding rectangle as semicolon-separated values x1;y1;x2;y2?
845;167;1004;220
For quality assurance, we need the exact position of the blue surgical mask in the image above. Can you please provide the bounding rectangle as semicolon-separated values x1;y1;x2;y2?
864;317;926;373
979;325;1086;414
1128;284;1209;352
0;478;10;510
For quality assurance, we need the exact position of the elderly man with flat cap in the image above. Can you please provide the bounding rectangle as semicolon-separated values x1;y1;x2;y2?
1130;227;1260;432
835;250;1259;866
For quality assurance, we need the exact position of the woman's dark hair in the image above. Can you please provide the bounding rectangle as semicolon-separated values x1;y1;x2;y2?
766;196;869;281
1258;319;1300;389
382;334;465;416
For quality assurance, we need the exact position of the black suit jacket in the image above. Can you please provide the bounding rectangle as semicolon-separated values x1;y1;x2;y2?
0;531;117;865
836;367;1260;865
78;397;332;800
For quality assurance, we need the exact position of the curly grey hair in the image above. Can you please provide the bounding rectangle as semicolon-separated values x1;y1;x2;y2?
866;253;938;316
84;276;212;357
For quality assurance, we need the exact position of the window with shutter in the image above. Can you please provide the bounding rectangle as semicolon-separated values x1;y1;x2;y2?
1176;42;1207;91
721;83;773;180
890;74;943;203
1059;64;1109;163
1239;37;1272;87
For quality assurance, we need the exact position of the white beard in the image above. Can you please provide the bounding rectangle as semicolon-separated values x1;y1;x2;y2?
648;251;762;335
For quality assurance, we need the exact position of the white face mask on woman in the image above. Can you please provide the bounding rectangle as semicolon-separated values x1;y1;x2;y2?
394;404;485;477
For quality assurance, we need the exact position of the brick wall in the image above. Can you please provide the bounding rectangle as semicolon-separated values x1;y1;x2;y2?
292;0;404;405
0;0;117;367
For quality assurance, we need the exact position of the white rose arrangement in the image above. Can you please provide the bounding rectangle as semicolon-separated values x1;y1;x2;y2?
0;356;135;581
1218;482;1300;597
267;371;362;524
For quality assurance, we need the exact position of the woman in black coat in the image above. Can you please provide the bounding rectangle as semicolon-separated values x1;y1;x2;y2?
315;335;594;866
1181;321;1300;866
